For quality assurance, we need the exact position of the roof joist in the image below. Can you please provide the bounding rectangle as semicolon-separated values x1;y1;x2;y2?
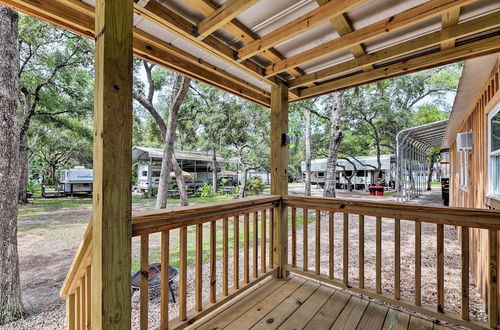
296;33;500;100
237;0;369;60
265;0;476;76
197;0;260;38
183;0;306;79
289;11;500;89
0;0;271;106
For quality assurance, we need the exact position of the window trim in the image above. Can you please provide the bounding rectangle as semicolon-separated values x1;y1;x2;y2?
488;102;500;200
458;148;469;191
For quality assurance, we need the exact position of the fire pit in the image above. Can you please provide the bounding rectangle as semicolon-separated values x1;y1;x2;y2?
131;263;178;302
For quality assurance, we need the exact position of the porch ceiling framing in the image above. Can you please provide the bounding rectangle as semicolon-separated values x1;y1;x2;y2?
2;0;499;107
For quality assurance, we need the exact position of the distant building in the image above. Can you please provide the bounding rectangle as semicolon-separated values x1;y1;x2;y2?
301;155;395;189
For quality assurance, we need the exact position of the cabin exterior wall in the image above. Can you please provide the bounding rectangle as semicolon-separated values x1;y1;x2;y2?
449;56;500;306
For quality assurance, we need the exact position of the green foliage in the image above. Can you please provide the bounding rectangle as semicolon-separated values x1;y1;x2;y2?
26;179;40;195
246;177;265;195
200;182;215;198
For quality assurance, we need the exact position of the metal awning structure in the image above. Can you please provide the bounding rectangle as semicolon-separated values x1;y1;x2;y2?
396;119;449;202
2;0;499;107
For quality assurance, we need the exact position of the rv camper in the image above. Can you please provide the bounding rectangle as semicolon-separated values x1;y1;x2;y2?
59;166;93;196
301;155;396;190
133;147;239;193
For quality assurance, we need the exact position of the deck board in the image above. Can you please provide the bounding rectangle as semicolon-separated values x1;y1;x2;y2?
189;276;451;330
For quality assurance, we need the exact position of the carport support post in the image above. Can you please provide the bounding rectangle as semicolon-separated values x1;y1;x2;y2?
271;84;289;278
91;0;133;329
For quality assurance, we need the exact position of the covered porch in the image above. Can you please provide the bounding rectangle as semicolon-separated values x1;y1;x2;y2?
2;0;500;329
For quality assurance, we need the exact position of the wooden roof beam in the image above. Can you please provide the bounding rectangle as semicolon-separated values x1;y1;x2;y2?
0;0;271;106
183;0;306;79
441;7;461;49
296;34;500;100
197;0;260;38
237;0;369;60
316;0;372;72
265;0;477;76
288;11;500;89
134;0;300;99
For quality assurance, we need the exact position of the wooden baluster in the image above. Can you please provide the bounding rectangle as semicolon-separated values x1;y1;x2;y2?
244;213;250;283
179;227;187;320
140;235;149;330
395;219;400;300
261;210;266;273
316;209;321;275
376;216;382;294
329;212;334;279
415;221;422;306
195;224;203;311
76;286;81;330
359;215;365;289
160;230;170;330
303;208;309;271
210;220;216;303
223;218;229;296
253;212;258;278
488;229;498;328
291;207;297;268
67;293;75;330
234;215;240;289
461;226;469;321
80;277;86;330
85;266;91;329
343;213;349;285
437;224;444;312
269;208;274;269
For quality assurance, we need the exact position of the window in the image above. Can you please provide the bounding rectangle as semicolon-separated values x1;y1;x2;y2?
141;171;147;177
459;149;468;188
489;104;500;197
317;172;325;177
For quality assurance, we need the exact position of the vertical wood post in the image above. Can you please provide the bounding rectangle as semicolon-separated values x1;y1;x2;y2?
91;0;133;328
271;84;289;278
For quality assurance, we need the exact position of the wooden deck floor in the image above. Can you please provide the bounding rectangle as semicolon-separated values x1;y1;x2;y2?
189;275;450;330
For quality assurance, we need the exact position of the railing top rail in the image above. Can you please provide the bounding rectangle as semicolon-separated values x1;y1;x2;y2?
282;195;500;230
60;219;92;298
132;195;280;236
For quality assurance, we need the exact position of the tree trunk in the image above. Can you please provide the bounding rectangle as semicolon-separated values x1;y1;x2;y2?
18;132;29;204
155;74;191;209
239;167;248;198
427;153;436;191
304;107;311;196
324;91;344;198
0;6;24;324
172;155;188;206
211;148;217;194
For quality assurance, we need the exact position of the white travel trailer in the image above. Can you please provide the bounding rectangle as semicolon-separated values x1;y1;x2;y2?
301;155;395;189
132;147;238;191
59;166;93;196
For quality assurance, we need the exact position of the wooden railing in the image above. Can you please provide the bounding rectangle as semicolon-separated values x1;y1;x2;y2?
60;195;280;330
61;195;500;329
282;195;500;329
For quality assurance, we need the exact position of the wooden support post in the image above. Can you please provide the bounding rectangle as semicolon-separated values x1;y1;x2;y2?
271;84;289;278
91;0;133;328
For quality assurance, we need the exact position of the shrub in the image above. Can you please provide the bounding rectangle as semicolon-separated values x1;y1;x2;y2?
200;182;215;197
246;177;265;195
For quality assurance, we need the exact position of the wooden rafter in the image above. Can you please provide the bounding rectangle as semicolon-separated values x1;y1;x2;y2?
289;11;500;89
197;0;260;38
441;7;461;49
134;0;300;99
0;0;271;106
265;0;477;76
183;0;305;79
296;34;500;100
237;0;369;60
316;0;372;72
